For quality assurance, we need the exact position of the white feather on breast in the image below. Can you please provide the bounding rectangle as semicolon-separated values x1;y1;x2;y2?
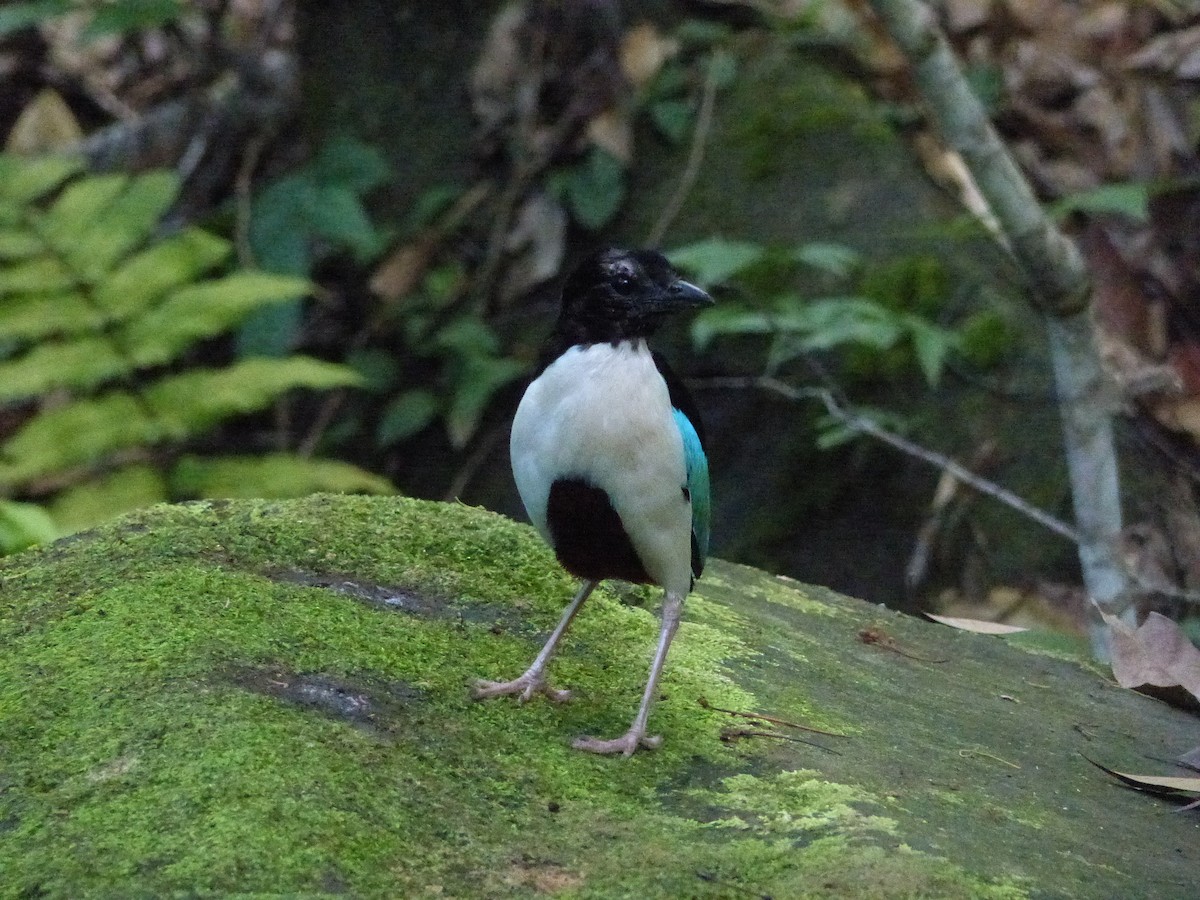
510;340;692;595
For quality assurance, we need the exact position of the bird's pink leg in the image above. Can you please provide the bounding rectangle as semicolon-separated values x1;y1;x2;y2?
573;590;683;756
473;580;597;703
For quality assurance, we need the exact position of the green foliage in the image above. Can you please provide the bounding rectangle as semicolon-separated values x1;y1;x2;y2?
1050;182;1151;223
0;153;389;547
360;261;525;452
667;237;767;288
0;1;183;40
558;147;626;231
675;237;1005;449
245;134;390;356
0;499;57;555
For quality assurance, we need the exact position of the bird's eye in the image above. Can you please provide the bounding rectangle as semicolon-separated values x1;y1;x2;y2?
612;273;635;294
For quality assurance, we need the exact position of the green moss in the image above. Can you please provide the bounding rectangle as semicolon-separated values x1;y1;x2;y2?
1;496;1195;897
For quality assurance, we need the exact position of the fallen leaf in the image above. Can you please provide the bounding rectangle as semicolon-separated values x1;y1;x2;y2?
1085;756;1200;801
369;239;435;303
1099;610;1200;708
619;23;677;88
5;88;83;153
925;613;1030;635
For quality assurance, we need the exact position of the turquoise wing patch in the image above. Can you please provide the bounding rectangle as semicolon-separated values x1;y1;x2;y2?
672;407;710;577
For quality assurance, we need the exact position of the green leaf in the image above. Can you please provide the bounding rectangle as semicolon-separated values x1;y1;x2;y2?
0;337;129;402
446;356;524;449
649;99;692;144
67;170;179;279
705;49;738;89
793;242;862;279
794;298;904;351
904;316;959;386
48;464;169;534
432;316;501;357
250;174;317;275
346;348;400;394
95;227;231;319
144;357;362;438
0;256;75;296
0;153;80;205
236;302;303;359
0;228;44;260
39;173;130;252
0;291;102;341
124;272;310;367
171;453;394;500
565;147;625;231
0;499;58;555
378;389;440;447
83;0;183;39
667;237;767;287
311;135;390;195
0;392;153;489
407;184;464;230
1051;182;1150;223
308;183;381;260
0;1;72;38
691;305;774;350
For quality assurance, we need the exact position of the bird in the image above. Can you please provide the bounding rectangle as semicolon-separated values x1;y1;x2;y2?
474;247;712;756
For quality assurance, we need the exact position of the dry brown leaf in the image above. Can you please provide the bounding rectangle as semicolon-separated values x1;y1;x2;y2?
1099;609;1200;707
586;108;633;163
1085;756;1200;801
369;239;435;304
925;613;1030;635
5;88;83;153
499;191;566;303
619;23;677;88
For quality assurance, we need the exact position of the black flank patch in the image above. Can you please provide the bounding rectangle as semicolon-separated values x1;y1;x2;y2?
547;478;652;584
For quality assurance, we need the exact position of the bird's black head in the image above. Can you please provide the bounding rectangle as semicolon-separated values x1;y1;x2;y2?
552;248;713;348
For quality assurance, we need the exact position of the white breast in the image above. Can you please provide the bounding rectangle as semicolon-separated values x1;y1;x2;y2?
510;340;692;596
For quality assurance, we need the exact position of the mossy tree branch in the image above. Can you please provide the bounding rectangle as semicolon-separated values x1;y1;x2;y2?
866;0;1133;651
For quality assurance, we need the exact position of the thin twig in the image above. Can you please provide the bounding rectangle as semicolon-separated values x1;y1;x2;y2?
698;696;847;737
646;57;720;246
234;134;266;268
720;728;841;754
698;375;1082;545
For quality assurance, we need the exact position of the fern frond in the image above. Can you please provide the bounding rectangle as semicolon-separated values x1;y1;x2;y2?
145;357;363;438
0;229;43;261
0;498;58;553
95;228;230;319
0;256;74;296
69;170;179;280
172;454;394;499
0;393;152;488
0;292;101;341
0;154;81;206
49;464;168;534
0;337;130;402
124;272;310;367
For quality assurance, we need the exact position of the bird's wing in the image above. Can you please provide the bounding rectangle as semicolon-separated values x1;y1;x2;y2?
672;408;710;580
654;352;710;580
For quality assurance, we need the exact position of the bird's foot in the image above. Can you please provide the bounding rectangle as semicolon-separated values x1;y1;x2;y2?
472;671;572;704
572;729;662;757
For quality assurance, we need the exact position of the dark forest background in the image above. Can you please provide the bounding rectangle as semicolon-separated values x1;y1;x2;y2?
5;0;1200;652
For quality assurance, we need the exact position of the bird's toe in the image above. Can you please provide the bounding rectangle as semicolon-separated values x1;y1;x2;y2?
472;674;571;704
572;730;662;756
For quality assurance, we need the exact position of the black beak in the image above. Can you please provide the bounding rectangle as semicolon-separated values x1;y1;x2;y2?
656;278;714;312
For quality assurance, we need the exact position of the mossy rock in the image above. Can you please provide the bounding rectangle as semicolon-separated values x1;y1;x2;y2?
1;495;1196;897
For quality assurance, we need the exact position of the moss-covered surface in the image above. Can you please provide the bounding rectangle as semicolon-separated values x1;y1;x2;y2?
1;495;1196;897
